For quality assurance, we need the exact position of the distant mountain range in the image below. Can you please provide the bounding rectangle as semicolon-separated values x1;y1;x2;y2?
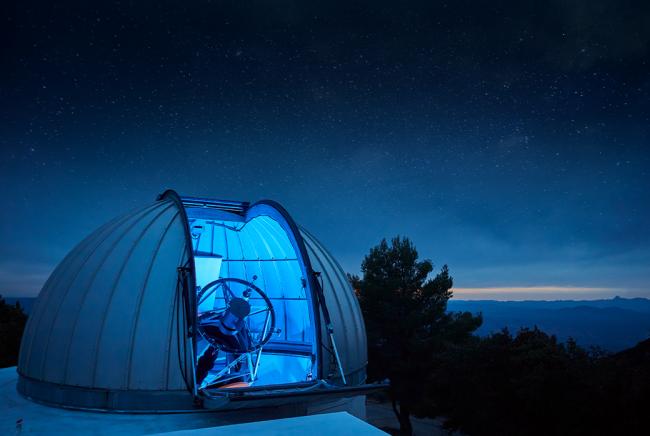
6;295;650;352
448;297;650;352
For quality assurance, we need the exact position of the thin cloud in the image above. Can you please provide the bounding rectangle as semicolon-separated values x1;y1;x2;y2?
452;286;621;301
0;261;53;298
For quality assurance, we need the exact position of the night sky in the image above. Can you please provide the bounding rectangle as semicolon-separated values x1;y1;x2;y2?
2;1;649;300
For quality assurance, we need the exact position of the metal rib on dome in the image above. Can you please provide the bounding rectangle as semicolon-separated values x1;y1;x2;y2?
18;194;195;410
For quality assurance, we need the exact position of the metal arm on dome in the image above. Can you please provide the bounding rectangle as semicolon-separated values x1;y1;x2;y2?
313;271;347;385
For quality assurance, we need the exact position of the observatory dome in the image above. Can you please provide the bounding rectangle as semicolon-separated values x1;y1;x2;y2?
17;190;370;411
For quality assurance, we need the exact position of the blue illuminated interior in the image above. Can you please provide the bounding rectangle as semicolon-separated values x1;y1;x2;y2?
186;205;317;389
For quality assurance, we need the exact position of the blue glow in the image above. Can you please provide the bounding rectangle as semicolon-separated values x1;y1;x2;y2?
186;207;316;388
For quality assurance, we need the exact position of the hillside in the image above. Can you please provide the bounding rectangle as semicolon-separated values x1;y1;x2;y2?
449;297;650;351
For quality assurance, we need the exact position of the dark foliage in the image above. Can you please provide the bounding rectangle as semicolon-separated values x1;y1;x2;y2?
351;236;482;435
0;295;28;368
430;328;650;435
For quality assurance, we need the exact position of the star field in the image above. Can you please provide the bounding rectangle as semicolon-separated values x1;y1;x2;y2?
1;1;649;298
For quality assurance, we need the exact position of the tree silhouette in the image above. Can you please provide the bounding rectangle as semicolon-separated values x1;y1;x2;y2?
351;236;481;435
0;295;28;368
427;327;650;435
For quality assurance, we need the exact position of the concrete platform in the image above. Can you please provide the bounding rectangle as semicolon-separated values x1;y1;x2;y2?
152;412;385;435
0;367;368;435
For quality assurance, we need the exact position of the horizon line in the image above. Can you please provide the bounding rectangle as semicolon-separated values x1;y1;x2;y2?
451;286;650;301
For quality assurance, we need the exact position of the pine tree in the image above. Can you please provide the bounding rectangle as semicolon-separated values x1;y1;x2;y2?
351;237;481;435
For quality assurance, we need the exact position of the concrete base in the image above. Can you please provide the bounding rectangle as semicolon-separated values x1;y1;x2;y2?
151;412;384;435
307;394;366;420
1;367;366;435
